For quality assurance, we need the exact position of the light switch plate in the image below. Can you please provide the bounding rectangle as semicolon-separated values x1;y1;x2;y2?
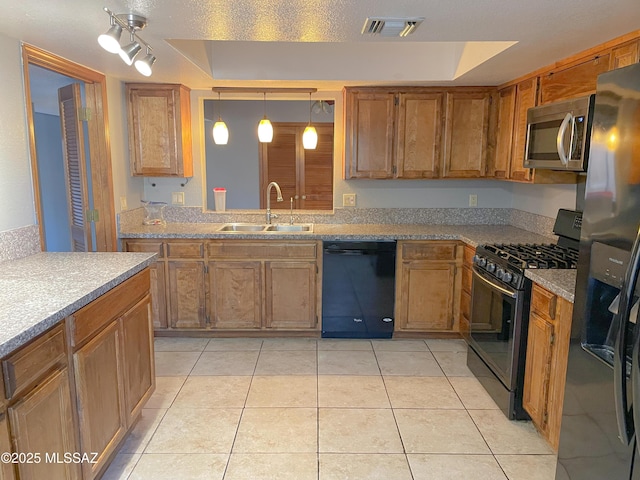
343;193;356;207
119;196;128;211
469;194;478;207
172;192;185;205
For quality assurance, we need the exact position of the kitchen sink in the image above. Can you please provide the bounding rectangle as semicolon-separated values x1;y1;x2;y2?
218;223;267;232
265;224;313;232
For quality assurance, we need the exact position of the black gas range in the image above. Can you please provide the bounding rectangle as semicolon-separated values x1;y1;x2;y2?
466;209;582;420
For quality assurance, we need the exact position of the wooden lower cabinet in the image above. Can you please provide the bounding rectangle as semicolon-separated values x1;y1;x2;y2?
167;261;206;329
121;296;155;421
0;414;14;480
9;368;79;480
74;322;126;479
523;283;573;450
459;244;474;340
395;241;462;333
208;261;262;329
124;238;321;333
265;261;318;329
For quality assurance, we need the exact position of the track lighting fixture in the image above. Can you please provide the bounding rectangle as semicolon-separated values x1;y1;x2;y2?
98;7;156;76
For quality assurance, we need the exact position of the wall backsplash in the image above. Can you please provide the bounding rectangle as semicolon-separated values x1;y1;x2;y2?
0;225;41;262
119;206;557;238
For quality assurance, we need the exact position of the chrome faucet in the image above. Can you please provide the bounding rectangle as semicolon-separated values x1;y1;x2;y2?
266;181;283;224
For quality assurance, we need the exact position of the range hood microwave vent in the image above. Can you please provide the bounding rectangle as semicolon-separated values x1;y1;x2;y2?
361;17;424;37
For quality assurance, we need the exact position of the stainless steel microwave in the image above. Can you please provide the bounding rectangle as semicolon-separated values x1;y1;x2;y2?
524;94;595;171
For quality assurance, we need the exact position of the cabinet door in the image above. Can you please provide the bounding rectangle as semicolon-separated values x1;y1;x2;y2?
208;261;262;329
442;92;490;178
509;78;537;182
167;261;206;329
9;368;79;480
610;40;639;70
0;414;14;480
73;322;126;480
344;91;395;178
127;84;192;177
539;55;610;105
396;261;456;331
492;86;516;179
265;261;317;329
523;311;554;431
396;93;443;178
121;295;155;423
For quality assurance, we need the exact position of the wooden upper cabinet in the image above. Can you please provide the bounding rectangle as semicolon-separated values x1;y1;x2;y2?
442;91;491;178
539;55;610;105
127;83;193;177
509;78;537;182
491;86;516;179
395;93;444;178
610;40;640;70
344;90;395;178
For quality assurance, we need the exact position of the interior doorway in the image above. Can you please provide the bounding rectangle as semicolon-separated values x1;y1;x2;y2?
22;44;116;252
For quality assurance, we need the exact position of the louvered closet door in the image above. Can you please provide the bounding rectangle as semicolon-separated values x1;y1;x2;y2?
58;84;91;252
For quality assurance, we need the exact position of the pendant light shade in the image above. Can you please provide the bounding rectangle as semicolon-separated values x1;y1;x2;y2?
303;92;317;150
257;93;273;143
258;118;273;143
98;23;123;53
212;92;229;145
303;125;318;149
213;121;229;145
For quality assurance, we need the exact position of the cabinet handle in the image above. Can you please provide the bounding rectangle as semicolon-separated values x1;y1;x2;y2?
548;295;557;320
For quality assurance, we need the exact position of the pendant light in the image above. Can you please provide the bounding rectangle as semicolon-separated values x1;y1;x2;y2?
212;92;229;145
303;92;318;150
257;92;274;143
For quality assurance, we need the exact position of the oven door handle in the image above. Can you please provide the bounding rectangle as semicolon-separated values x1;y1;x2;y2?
472;266;517;299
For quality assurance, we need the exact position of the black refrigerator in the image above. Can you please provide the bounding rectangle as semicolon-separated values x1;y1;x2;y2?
556;62;640;479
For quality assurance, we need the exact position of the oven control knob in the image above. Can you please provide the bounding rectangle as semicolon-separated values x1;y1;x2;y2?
502;271;513;283
496;267;504;279
487;262;496;273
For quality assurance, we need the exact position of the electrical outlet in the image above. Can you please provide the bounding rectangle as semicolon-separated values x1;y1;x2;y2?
172;192;185;205
343;193;356;207
469;194;478;207
119;196;128;211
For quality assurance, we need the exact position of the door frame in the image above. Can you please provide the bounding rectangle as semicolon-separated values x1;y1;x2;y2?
22;44;117;251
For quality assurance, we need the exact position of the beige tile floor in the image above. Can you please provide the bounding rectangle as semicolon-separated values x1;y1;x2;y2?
103;337;557;480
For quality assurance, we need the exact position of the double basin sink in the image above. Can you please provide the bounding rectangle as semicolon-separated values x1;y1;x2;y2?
218;223;314;233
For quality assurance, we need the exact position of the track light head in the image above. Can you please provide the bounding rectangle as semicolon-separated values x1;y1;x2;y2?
98;22;123;53
135;52;156;76
119;38;142;65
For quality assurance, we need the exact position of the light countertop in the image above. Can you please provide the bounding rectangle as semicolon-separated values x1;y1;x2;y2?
0;252;156;357
525;269;577;303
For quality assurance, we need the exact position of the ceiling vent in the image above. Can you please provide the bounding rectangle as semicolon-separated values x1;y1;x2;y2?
361;17;424;37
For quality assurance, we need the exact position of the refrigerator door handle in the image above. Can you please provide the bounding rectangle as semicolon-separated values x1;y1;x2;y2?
615;229;640;446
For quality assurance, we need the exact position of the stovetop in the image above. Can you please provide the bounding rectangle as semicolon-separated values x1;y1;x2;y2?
480;243;579;270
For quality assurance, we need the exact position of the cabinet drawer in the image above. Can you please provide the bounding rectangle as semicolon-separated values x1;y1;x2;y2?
124;240;164;258
3;324;67;399
401;242;457;261
166;242;204;258
208;241;318;259
462;266;472;294
69;269;150;348
463;245;475;265
531;285;558;321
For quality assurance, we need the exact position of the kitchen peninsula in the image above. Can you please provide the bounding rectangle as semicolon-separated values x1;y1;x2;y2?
0;252;156;479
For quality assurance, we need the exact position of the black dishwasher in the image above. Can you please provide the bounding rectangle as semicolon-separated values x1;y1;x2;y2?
322;241;396;338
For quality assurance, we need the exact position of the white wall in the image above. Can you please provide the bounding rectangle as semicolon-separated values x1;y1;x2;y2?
0;33;36;232
107;77;144;214
510;182;578;217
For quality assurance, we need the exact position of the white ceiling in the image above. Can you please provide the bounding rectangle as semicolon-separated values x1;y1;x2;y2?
2;0;640;91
